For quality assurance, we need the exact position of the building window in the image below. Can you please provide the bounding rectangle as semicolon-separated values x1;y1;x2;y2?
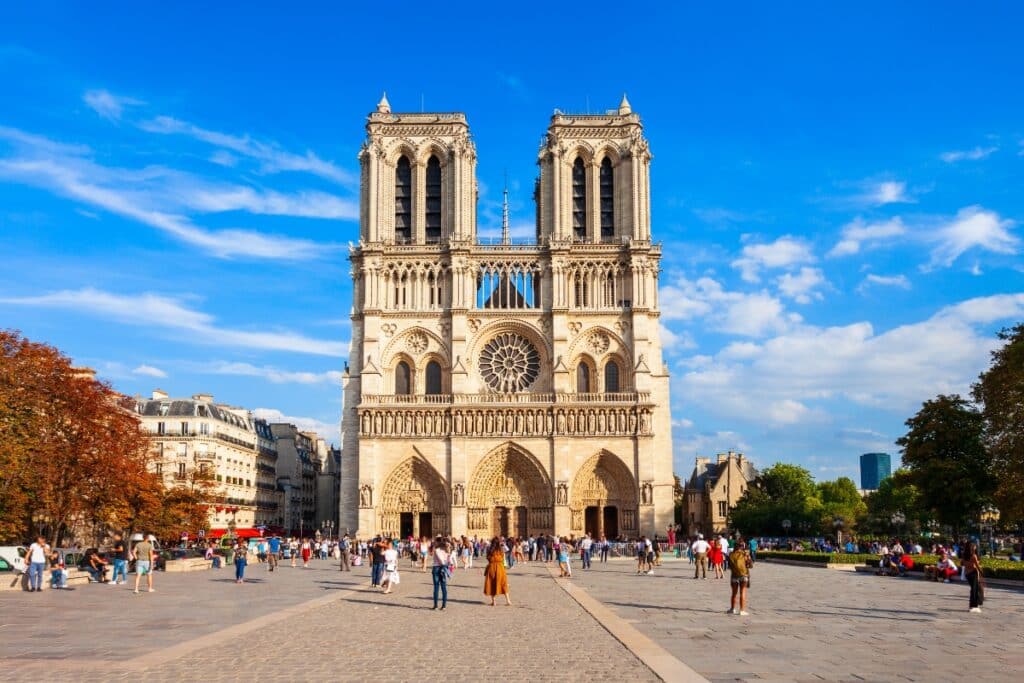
181;421;189;436
604;360;620;393
159;403;170;416
177;462;186;478
576;363;591;393
425;361;443;395
395;361;412;395
155;462;162;475
599;157;614;239
394;155;412;243
718;501;727;517
573;273;588;308
572;157;586;241
157;422;165;435
199;422;209;435
156;443;164;458
425;155;441;243
177;443;187;458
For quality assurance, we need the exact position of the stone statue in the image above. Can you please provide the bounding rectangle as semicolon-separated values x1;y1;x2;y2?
556;482;568;506
453;483;465;507
641;482;653;506
359;484;373;508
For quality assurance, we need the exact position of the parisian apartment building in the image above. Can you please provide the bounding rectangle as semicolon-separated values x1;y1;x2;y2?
679;451;758;537
133;390;339;538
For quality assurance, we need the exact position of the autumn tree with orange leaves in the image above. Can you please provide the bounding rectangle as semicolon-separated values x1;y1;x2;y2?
0;330;211;545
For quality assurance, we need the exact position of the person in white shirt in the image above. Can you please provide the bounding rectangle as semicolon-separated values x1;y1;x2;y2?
580;534;593;570
718;535;730;556
381;541;400;594
26;536;49;592
691;535;710;579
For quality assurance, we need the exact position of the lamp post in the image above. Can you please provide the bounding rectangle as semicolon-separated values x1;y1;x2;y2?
980;505;1000;557
833;516;844;549
322;520;335;542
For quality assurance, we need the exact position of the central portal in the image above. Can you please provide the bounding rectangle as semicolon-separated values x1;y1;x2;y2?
467;442;554;538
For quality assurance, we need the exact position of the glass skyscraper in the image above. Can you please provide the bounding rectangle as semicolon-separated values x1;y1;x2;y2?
860;452;892;490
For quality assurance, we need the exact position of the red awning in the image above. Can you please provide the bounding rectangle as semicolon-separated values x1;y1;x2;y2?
206;527;263;540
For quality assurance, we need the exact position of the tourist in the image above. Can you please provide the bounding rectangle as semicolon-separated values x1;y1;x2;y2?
963;542;984;613
339;534;351;572
418;536;430;572
267;536;280;572
110;532;128;585
461;535;472;569
646;535;656;572
580;533;593;569
24;536;49;592
710;536;725;579
727;540;753;616
370;537;385;587
133;533;155;594
558;537;572;578
83;547;109;583
748;537;758;562
381;540;400;594
48;548;67;589
300;538;312;568
635;537;646;574
927;552;958;583
234;538;249;584
431;536;450;610
484;537;512;606
692;534;710;579
289;538;299;567
599;535;610;563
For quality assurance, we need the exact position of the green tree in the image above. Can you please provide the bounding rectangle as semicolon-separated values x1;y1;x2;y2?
862;470;924;534
896;394;996;532
973;323;1024;525
730;463;821;535
817;476;866;535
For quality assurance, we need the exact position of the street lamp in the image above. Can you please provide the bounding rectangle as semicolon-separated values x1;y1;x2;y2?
322;520;335;541
980;505;1000;557
833;516;844;549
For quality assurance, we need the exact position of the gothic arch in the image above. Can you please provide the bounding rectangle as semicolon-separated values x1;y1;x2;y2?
592;142;624;167
383;326;450;366
466;442;553;536
384;139;418;166
467;320;552;393
416;139;451;166
570;450;639;536
566;141;595;165
378;456;449;536
567;325;629;363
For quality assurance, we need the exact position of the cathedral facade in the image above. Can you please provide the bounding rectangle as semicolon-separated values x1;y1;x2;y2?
339;95;673;540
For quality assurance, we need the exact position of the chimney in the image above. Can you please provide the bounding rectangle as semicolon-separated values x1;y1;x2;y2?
193;393;214;402
717;452;729;464
151;389;169;400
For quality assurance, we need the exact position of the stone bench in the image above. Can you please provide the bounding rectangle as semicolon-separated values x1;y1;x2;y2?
0;567;91;591
164;557;211;573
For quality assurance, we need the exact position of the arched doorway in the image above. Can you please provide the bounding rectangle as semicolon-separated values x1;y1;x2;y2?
467;443;553;538
379;457;449;538
570;450;638;539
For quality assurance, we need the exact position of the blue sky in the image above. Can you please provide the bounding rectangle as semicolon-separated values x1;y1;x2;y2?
2;4;1022;483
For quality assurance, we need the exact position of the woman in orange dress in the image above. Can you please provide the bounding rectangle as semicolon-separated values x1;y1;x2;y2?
483;537;512;606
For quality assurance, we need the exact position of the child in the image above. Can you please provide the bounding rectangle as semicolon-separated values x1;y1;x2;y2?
49;549;66;589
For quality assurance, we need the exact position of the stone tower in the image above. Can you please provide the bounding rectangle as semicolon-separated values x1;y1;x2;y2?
340;96;672;541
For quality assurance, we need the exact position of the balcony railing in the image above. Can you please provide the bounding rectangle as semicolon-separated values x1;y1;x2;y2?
361;391;648;406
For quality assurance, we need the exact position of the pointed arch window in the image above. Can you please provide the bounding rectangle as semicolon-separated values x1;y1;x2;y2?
604;360;620;393
599;157;614;240
425;361;443;395
395;156;412;243
576;363;591;393
572;157;587;241
395;361;412;395
425;155;442;243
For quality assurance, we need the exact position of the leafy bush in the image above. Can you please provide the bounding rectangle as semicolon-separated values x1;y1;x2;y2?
759;550;1023;580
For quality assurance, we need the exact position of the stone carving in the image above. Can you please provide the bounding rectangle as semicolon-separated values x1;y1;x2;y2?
467;318;481;333
452;483;465;506
588;331;611;355
641;481;653;506
568;322;582;336
571;509;582;530
359;484;373;508
406;330;429;354
479;333;541;393
614;321;629;334
381;323;397;337
556;482;568;506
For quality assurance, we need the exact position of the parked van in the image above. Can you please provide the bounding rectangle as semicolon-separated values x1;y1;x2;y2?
0;546;27;574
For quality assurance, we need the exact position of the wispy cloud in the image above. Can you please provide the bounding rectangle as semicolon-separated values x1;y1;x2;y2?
139;115;354;186
777;267;827;304
0;126;344;259
83;89;143;122
0;288;346;356
205;361;344;385
926;206;1018;269
856;274;911;293
251;407;339;443
828;217;906;257
866;180;913;206
940;146;998;163
132;364;167;378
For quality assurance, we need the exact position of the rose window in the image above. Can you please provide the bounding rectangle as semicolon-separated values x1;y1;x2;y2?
479;333;540;393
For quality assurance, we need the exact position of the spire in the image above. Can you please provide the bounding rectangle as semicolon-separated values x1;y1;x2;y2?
376;91;391;114
618;92;632;115
501;171;510;245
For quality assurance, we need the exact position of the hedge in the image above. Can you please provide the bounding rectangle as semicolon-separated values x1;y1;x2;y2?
757;551;1024;580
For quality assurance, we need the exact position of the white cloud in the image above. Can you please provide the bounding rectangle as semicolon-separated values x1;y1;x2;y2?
659;323;696;353
940;146;998;163
927;205;1018;269
777;267;826;304
139;115;354;186
0;127;343;259
677;293;1024;429
675;430;752;462
252;408;339;444
206;361;344;385
828;217;906;257
732;236;814;283
660;275;795;337
132;364;167;378
857;274;911;293
866;180;914;206
83;89;143;121
0;288;346;356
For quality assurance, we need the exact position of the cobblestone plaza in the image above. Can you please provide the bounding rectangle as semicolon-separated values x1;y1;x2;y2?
2;558;1020;682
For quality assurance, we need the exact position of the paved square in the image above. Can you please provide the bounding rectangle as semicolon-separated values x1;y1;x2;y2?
570;558;1024;682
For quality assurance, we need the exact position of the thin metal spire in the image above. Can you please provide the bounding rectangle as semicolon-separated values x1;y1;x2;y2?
501;170;510;245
